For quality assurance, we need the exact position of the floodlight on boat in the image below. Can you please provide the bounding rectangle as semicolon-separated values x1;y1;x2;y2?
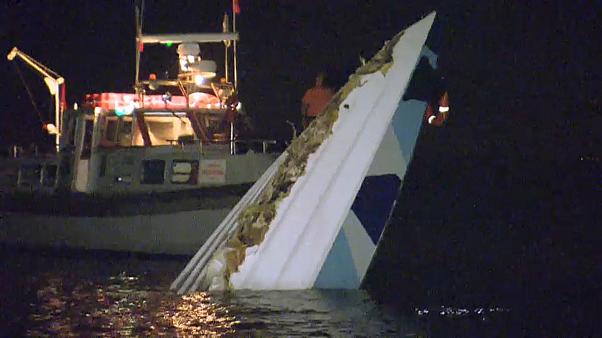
43;123;58;135
179;57;217;77
194;74;205;86
190;61;217;79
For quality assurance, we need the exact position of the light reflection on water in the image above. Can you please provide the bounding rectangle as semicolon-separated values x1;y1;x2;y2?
22;270;411;337
28;273;240;336
12;258;415;337
1;250;514;337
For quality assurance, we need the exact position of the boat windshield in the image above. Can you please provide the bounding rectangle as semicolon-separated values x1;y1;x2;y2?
98;110;231;147
139;114;197;146
101;116;133;147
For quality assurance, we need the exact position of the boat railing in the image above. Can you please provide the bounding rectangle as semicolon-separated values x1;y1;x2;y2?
16;159;59;192
233;139;278;154
97;137;278;154
4;144;41;159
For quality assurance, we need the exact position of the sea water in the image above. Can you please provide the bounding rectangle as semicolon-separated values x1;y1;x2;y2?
0;248;518;337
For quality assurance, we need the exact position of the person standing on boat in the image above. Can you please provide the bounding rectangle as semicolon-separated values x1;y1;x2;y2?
301;72;335;129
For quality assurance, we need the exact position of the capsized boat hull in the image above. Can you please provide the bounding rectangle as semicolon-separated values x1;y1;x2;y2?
172;12;438;293
227;13;437;290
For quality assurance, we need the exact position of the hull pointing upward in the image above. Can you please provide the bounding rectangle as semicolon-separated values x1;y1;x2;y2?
173;12;437;293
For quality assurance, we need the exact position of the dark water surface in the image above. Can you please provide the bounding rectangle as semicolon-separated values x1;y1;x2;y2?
0;248;517;337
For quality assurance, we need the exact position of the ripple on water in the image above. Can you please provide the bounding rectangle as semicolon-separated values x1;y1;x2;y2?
23;271;413;337
1;251;516;337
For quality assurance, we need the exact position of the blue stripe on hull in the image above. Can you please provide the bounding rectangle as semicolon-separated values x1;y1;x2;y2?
393;100;427;162
351;174;401;244
314;46;437;289
314;228;360;289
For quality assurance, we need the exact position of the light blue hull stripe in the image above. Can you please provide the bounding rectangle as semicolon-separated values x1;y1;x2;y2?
314;100;426;288
314;229;360;289
314;46;437;288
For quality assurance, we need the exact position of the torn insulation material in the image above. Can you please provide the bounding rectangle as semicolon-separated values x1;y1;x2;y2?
203;30;406;290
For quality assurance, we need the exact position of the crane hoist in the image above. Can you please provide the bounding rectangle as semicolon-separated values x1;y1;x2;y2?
7;47;66;151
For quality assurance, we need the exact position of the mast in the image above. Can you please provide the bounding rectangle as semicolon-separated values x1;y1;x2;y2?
230;0;239;155
232;0;238;89
135;1;144;94
223;13;230;82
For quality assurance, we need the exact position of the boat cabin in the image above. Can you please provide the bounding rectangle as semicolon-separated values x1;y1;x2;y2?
15;31;278;195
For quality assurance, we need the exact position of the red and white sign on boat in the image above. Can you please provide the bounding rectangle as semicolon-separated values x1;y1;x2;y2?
85;92;221;111
199;159;226;184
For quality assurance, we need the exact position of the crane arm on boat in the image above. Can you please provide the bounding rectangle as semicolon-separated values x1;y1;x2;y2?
7;47;66;149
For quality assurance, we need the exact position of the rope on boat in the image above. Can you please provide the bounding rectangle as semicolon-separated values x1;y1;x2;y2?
13;62;46;126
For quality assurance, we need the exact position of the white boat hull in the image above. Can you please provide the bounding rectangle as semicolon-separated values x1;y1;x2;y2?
0;150;277;256
0;208;230;255
228;13;436;290
172;13;439;293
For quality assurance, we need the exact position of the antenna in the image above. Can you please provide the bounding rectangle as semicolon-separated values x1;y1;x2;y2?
135;0;145;93
232;0;238;89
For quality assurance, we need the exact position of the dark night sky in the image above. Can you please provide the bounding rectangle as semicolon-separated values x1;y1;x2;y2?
1;0;600;330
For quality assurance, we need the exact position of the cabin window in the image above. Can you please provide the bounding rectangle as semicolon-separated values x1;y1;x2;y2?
80;118;94;159
67;117;77;148
99;155;107;177
105;119;118;142
102;116;133;147
171;160;199;184
41;164;57;187
141;160;165;184
18;164;42;187
120;120;133;145
195;111;228;143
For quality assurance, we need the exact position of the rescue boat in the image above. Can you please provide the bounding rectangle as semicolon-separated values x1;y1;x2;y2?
0;4;279;255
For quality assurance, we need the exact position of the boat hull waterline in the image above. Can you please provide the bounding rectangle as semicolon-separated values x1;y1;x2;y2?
0;208;230;255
